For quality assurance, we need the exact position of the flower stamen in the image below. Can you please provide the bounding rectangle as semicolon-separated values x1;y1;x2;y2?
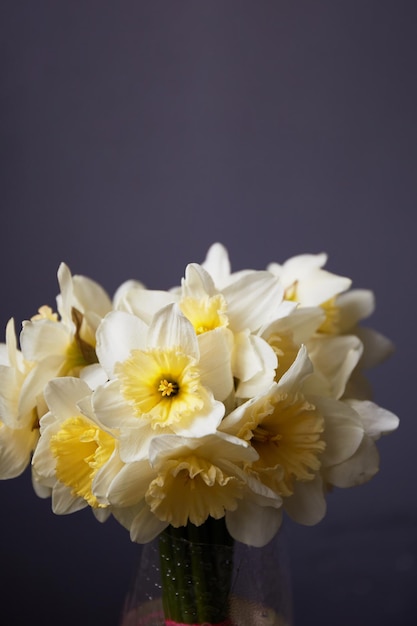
253;425;282;445
158;379;179;397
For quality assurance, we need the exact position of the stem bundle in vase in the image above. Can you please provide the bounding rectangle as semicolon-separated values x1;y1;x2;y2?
159;518;234;625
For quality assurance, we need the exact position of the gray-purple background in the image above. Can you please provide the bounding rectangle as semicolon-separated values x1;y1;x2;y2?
1;2;415;625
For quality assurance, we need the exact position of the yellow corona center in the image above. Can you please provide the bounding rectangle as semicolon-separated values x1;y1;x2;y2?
284;282;299;302
318;297;341;334
179;294;228;335
146;456;242;527
241;392;326;497
50;415;115;508
116;347;204;429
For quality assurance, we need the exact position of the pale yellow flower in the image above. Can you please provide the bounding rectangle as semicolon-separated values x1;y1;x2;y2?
32;377;121;516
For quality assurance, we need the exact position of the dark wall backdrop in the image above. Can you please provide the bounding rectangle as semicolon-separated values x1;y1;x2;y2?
1;2;415;625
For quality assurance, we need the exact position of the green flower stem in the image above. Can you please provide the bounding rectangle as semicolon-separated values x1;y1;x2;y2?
158;529;179;620
159;518;234;625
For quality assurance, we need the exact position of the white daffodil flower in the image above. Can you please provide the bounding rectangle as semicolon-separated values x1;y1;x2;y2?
268;253;352;307
109;430;275;545
0;319;62;478
32;376;122;518
220;346;370;527
114;255;292;399
322;398;399;488
93;304;230;462
20;263;112;379
179;262;292;398
220;347;326;496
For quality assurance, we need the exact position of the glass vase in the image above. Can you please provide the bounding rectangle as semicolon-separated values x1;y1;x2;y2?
119;519;293;626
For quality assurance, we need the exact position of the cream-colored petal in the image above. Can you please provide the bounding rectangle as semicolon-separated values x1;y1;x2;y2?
226;498;282;547
113;279;146;310
118;422;158;462
17;355;64;425
44;377;92;422
283;473;326;525
337;289;375;330
96;311;148;377
296;269;351;306
234;333;277;398
182;263;217;298
51;481;87;515
20;320;70;361
0;423;37;479
170;394;224;438
312;396;364;466
224;271;284;332
304;335;363;399
147;303;199;359
106;460;155;506
128;501;169;543
197;327;233;401
262;306;325;346
344;399;399;439
324;435;380;487
72;273;112;318
120;289;176;324
201;242;231;288
92;380;139;429
355;326;395;369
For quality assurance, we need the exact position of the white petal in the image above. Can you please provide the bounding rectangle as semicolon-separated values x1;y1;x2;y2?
234;332;277;398
355;326;395;369
72;274;112;318
201;242;231;288
304;335;363;399
118;422;157;462
0;424;37;479
147;304;199;359
0;366;20;427
182;263;217;298
171;394;225;438
57;262;75;325
20;320;70;361
197;328;234;401
268;253;328;284
5;318;21;369
296;269;351;306
226;499;282;547
262;306;325;345
44;377;92;421
344;399;399;439
18;355;64;424
113;279;146;309
51;482;87;515
283;474;326;525
277;345;313;392
119;501;168;543
80;363;109;390
325;435;380;487
120;288;176;323
92;380;138;429
96;311;148;377
337;289;375;330
106;460;155;507
313;396;364;466
224;271;284;332
91;452;124;506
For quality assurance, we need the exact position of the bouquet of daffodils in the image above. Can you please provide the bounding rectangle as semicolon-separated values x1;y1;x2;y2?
0;244;398;625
